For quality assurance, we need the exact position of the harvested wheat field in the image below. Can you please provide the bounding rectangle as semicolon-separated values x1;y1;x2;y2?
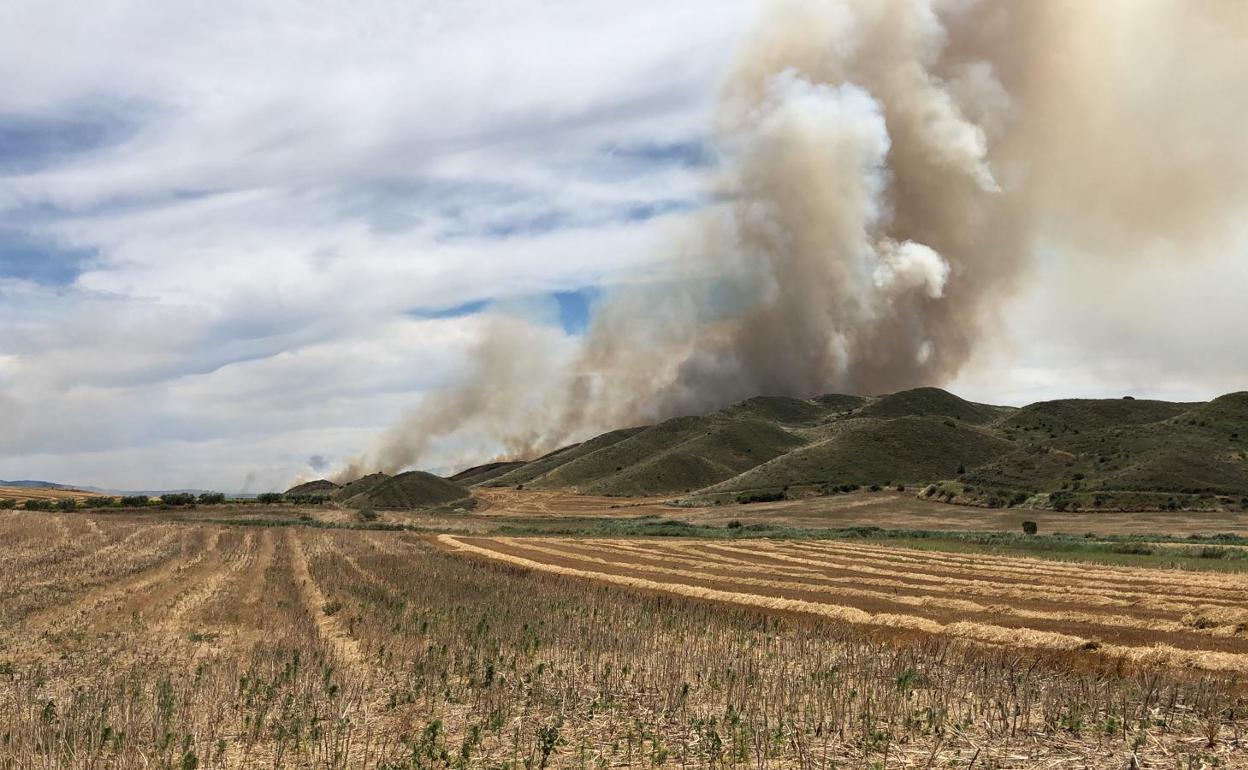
0;484;91;504
438;536;1248;673
2;511;1247;769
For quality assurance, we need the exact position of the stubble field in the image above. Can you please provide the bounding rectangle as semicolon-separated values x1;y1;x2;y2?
1;510;1246;769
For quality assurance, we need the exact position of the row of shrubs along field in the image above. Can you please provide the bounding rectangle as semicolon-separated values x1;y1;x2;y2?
0;491;337;511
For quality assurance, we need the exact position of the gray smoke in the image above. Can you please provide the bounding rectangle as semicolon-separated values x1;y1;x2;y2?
338;0;1248;479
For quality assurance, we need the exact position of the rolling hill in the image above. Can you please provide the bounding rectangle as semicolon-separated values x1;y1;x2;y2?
441;387;1248;511
285;479;340;495
341;471;472;510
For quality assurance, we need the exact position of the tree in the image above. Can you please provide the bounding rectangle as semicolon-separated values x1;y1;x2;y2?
160;493;196;506
198;492;226;505
119;495;150;507
1022;520;1039;535
84;496;115;508
256;492;284;504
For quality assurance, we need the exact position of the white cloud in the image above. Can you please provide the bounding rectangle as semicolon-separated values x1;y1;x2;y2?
0;0;755;489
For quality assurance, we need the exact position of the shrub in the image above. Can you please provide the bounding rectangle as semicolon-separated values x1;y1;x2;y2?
256;492;284;504
287;494;330;505
736;490;786;504
956;463;966;475
198;492;226;505
868;484;881;492
0;498;15;509
725;519;743;529
22;499;55;511
56;498;79;511
160;493;196;506
84;496;115;508
1022;520;1038;535
359;508;378;522
1195;546;1229;559
119;495;150;507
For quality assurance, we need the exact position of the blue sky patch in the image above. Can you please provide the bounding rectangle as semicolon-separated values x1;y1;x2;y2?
602;139;712;168
553;286;600;334
0;108;137;174
0;229;95;285
406;298;492;320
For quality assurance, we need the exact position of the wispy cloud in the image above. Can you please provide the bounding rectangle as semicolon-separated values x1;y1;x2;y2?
0;0;751;489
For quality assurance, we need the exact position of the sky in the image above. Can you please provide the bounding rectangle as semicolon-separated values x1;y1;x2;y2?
1;0;1245;492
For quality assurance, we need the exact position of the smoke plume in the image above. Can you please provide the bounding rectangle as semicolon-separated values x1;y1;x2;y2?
338;0;1248;479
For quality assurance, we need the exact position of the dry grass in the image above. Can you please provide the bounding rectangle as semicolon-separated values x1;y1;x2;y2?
1;511;1246;769
439;536;1248;673
0;484;92;503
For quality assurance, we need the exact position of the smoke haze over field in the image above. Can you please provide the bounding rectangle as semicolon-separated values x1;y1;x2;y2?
345;0;1248;478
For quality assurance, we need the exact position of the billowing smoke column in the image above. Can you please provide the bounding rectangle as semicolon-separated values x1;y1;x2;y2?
339;0;1248;479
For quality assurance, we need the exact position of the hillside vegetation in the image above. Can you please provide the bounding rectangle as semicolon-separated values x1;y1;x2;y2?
452;387;1248;511
341;471;470;510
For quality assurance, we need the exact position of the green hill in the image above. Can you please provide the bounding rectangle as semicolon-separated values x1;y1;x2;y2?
709;416;1012;495
485;427;646;487
449;461;526;486
718;395;832;426
356;388;1248;512
332;472;391;503
344;471;470;510
857;387;1007;424
285;479;340;495
544;416;808;496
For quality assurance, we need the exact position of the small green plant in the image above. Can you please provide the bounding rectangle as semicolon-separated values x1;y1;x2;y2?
735;490;786;504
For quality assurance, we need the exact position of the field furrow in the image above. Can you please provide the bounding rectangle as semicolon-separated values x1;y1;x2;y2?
440;536;1248;672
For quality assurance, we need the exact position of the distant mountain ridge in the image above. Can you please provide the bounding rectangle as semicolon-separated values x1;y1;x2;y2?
0;480;99;491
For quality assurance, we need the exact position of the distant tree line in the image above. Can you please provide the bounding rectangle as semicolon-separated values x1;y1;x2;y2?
0;491;235;512
255;492;331;505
